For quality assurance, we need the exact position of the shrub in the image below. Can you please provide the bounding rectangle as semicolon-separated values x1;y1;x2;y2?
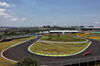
14;57;41;66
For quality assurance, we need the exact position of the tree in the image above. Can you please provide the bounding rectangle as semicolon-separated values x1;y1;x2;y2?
43;25;46;28
46;25;50;28
10;31;16;35
14;57;41;66
4;31;8;35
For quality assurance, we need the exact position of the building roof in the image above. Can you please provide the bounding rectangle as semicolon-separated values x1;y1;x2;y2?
50;30;80;33
83;27;100;29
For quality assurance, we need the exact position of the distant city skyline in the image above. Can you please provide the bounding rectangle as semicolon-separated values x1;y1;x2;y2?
0;0;100;27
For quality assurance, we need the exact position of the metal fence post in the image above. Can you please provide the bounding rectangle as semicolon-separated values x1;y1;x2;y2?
95;57;97;66
79;58;80;66
49;62;51;66
61;60;62;66
70;60;72;66
87;58;88;66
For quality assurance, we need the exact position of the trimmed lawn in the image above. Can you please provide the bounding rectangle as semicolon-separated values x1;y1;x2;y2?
41;35;86;42
0;36;35;66
30;42;89;55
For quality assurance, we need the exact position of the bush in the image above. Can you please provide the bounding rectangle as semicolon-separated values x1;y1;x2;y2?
14;57;41;66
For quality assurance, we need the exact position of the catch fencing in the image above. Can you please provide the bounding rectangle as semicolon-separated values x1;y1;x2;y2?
43;56;100;66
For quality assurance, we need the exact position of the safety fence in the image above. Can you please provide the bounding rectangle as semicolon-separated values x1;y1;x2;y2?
42;56;100;66
0;35;39;42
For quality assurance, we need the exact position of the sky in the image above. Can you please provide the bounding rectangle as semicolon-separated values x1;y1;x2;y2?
0;0;100;27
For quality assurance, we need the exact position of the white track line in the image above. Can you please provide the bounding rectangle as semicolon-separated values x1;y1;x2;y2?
28;37;91;57
28;36;42;54
1;39;32;62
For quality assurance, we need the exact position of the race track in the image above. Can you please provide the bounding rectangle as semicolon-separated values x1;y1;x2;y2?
1;36;100;66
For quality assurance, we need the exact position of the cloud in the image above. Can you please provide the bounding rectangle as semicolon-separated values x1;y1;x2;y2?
21;18;27;20
0;2;16;19
10;17;19;21
95;22;100;24
0;2;10;7
7;10;12;12
0;2;14;18
0;8;11;18
52;22;57;25
0;1;22;22
0;8;25;21
12;4;16;7
0;1;16;8
0;9;6;12
64;23;66;26
10;17;27;21
0;11;11;18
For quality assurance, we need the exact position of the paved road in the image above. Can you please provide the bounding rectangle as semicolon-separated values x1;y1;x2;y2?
2;36;100;66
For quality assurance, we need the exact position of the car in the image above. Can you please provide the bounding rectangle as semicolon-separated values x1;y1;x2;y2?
83;52;91;56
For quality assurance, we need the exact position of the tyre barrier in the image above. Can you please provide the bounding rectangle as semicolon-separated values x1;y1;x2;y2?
28;41;91;57
0;35;38;42
0;39;12;42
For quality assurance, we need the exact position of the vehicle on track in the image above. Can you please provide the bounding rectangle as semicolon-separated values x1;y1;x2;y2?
83;52;91;56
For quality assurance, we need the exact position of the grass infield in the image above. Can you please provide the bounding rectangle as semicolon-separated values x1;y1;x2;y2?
41;35;86;42
30;42;89;55
87;33;100;40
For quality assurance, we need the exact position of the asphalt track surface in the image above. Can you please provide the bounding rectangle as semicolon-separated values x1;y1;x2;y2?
2;36;100;66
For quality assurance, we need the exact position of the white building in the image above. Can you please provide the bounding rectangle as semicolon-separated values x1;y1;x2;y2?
50;30;80;35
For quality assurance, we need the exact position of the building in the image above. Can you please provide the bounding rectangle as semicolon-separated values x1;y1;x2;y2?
80;27;100;33
49;30;80;35
81;27;100;31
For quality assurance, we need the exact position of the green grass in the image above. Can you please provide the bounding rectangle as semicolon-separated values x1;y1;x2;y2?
0;36;35;66
41;35;86;42
30;42;89;55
